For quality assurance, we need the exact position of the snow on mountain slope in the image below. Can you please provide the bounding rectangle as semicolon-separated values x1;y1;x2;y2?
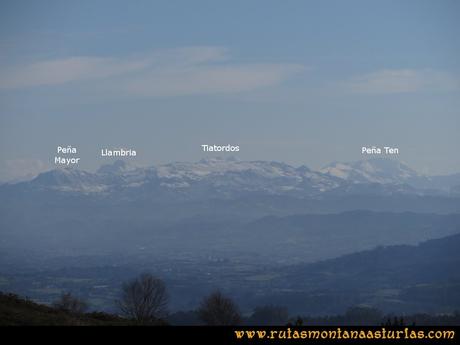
320;159;419;184
155;158;331;194
31;168;108;193
97;160;135;175
157;157;299;179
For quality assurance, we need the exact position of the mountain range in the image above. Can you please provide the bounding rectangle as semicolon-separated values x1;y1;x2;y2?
4;157;460;198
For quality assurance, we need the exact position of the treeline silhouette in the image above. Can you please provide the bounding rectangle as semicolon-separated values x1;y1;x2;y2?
1;272;459;326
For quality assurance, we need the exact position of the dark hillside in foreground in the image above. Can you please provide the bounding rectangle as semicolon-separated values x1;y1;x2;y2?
3;291;460;326
0;292;151;326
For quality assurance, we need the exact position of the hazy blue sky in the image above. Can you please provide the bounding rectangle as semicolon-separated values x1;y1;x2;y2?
0;0;459;180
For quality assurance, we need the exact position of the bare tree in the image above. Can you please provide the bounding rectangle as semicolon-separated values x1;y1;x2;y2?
198;290;241;325
53;292;88;314
117;273;169;323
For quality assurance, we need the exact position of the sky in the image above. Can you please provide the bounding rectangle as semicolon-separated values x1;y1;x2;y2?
0;0;459;181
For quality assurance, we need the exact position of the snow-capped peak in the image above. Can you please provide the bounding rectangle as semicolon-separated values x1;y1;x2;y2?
97;160;136;175
320;158;419;184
